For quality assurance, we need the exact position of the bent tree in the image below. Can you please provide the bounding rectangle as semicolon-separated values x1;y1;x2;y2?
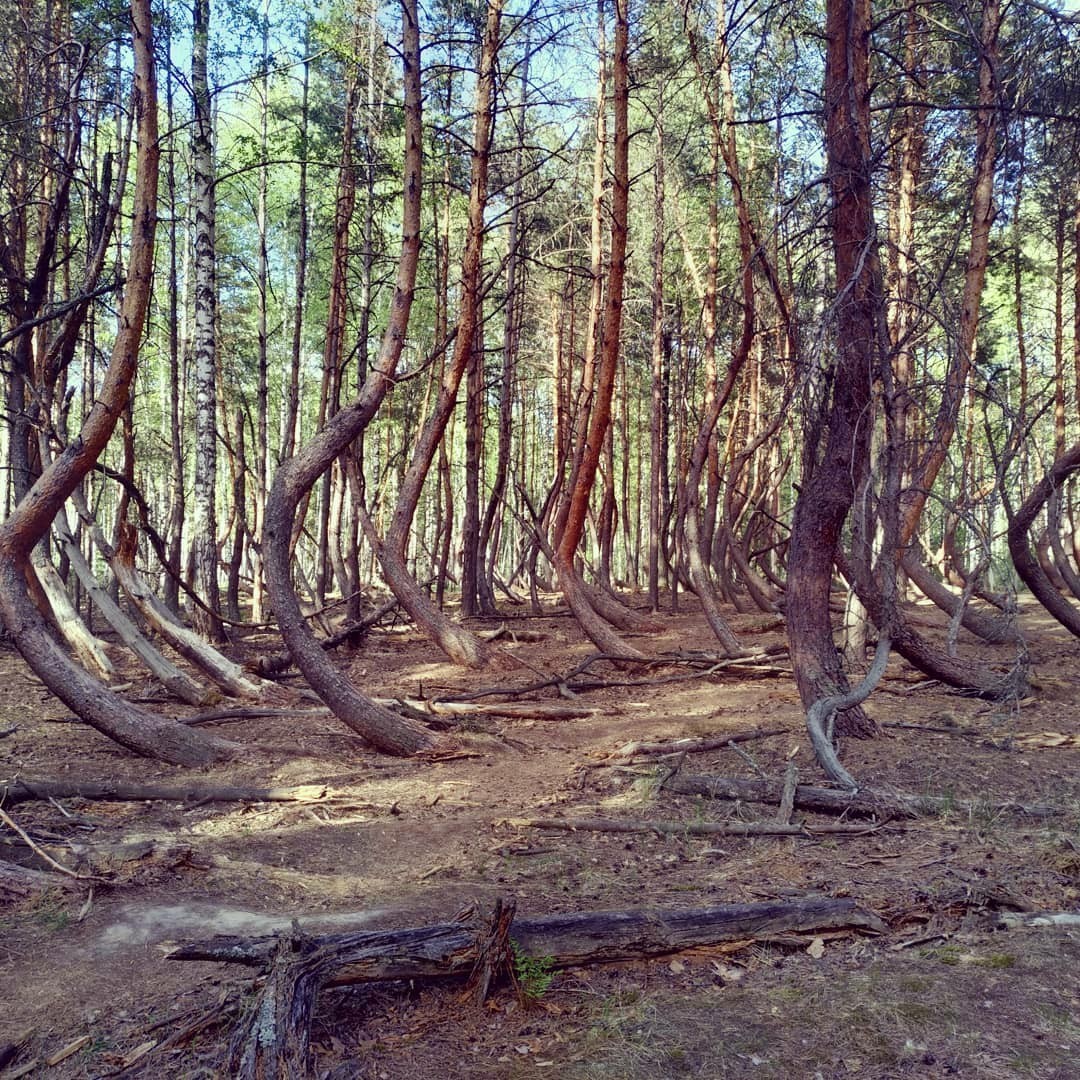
785;0;882;740
262;0;434;756
375;0;504;670
0;0;234;766
552;0;647;660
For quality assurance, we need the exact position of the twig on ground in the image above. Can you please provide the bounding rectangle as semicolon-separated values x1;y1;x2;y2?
728;740;769;778
776;761;799;824
0;806;96;881
597;726;788;764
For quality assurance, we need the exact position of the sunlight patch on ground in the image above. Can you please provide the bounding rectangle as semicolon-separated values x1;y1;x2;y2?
96;901;387;952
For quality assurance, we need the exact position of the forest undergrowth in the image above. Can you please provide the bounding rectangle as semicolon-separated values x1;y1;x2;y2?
1;594;1079;1079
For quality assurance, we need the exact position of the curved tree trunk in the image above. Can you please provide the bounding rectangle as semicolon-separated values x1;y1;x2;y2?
1008;442;1080;638
1048;489;1080;602
377;0;504;669
52;510;210;705
29;544;114;679
786;0;880;740
852;568;1024;699
0;0;233;766
263;0;434;756
899;0;1000;546
554;0;639;658
901;551;1019;645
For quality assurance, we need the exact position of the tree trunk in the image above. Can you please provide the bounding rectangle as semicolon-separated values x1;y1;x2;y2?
1008;443;1080;638
0;0;233;766
648;103;665;612
377;0;504;668
899;0;1000;545
786;0;880;739
263;0;434;756
554;0;640;658
190;0;224;642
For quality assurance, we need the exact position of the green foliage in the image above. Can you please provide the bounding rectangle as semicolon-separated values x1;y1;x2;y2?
510;940;555;1002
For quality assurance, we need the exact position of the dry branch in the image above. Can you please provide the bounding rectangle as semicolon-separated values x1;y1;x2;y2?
599;726;788;762
0;777;328;807
173;896;886;1076
522;815;881;837
378;698;593;722
0;806;93;879
776;761;798;824
663;773;1061;819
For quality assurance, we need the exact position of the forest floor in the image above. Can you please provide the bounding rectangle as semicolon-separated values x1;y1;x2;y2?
2;593;1080;1079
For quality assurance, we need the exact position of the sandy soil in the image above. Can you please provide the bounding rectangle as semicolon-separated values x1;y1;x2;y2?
1;595;1078;1078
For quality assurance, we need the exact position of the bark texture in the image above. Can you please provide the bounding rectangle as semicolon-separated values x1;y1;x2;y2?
0;0;233;766
263;0;434;756
786;0;881;739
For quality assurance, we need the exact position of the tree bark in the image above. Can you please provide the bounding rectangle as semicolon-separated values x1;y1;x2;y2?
899;0;1000;545
177;898;884;1079
0;0;233;766
786;0;881;739
263;0;434;756
554;0;643;658
1008;443;1080;638
665;774;1059;820
376;0;504;668
190;0;225;642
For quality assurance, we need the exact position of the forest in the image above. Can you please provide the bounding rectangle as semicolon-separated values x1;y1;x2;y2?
3;0;1080;1075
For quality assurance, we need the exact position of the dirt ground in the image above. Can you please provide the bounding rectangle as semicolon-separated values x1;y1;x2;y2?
2;594;1080;1079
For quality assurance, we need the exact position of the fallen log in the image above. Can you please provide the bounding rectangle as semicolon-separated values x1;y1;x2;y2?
170;895;887;1077
0;777;328;807
0;858;77;901
997;910;1080;929
663;774;1062;819
170;896;887;972
599;726;788;762
378;698;594;722
522;815;882;837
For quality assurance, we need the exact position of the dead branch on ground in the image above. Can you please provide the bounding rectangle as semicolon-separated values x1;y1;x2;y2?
663;773;1061;819
594;726;788;763
521;815;885;837
170;897;886;1077
0;777;328;807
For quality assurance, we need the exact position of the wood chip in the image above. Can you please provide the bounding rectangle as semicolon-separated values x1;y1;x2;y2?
45;1035;91;1066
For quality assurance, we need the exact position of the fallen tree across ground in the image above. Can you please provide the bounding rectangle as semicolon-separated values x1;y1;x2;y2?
0;777;328;806
169;896;887;1078
663;773;1062;819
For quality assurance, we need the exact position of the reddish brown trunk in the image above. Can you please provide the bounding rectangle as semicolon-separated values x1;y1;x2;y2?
0;0;233;765
555;0;638;658
786;0;880;739
262;0;434;755
377;0;503;667
900;0;1000;545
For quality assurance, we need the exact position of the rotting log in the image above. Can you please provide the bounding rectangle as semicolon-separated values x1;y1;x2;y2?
170;897;887;971
664;774;1062;819
0;858;77;901
600;725;787;761
522;815;882;837
0;777;328;806
174;897;884;1079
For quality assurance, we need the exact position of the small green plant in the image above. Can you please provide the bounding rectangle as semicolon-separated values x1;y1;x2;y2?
922;944;963;966
975;953;1016;969
30;892;71;931
511;940;555;1002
